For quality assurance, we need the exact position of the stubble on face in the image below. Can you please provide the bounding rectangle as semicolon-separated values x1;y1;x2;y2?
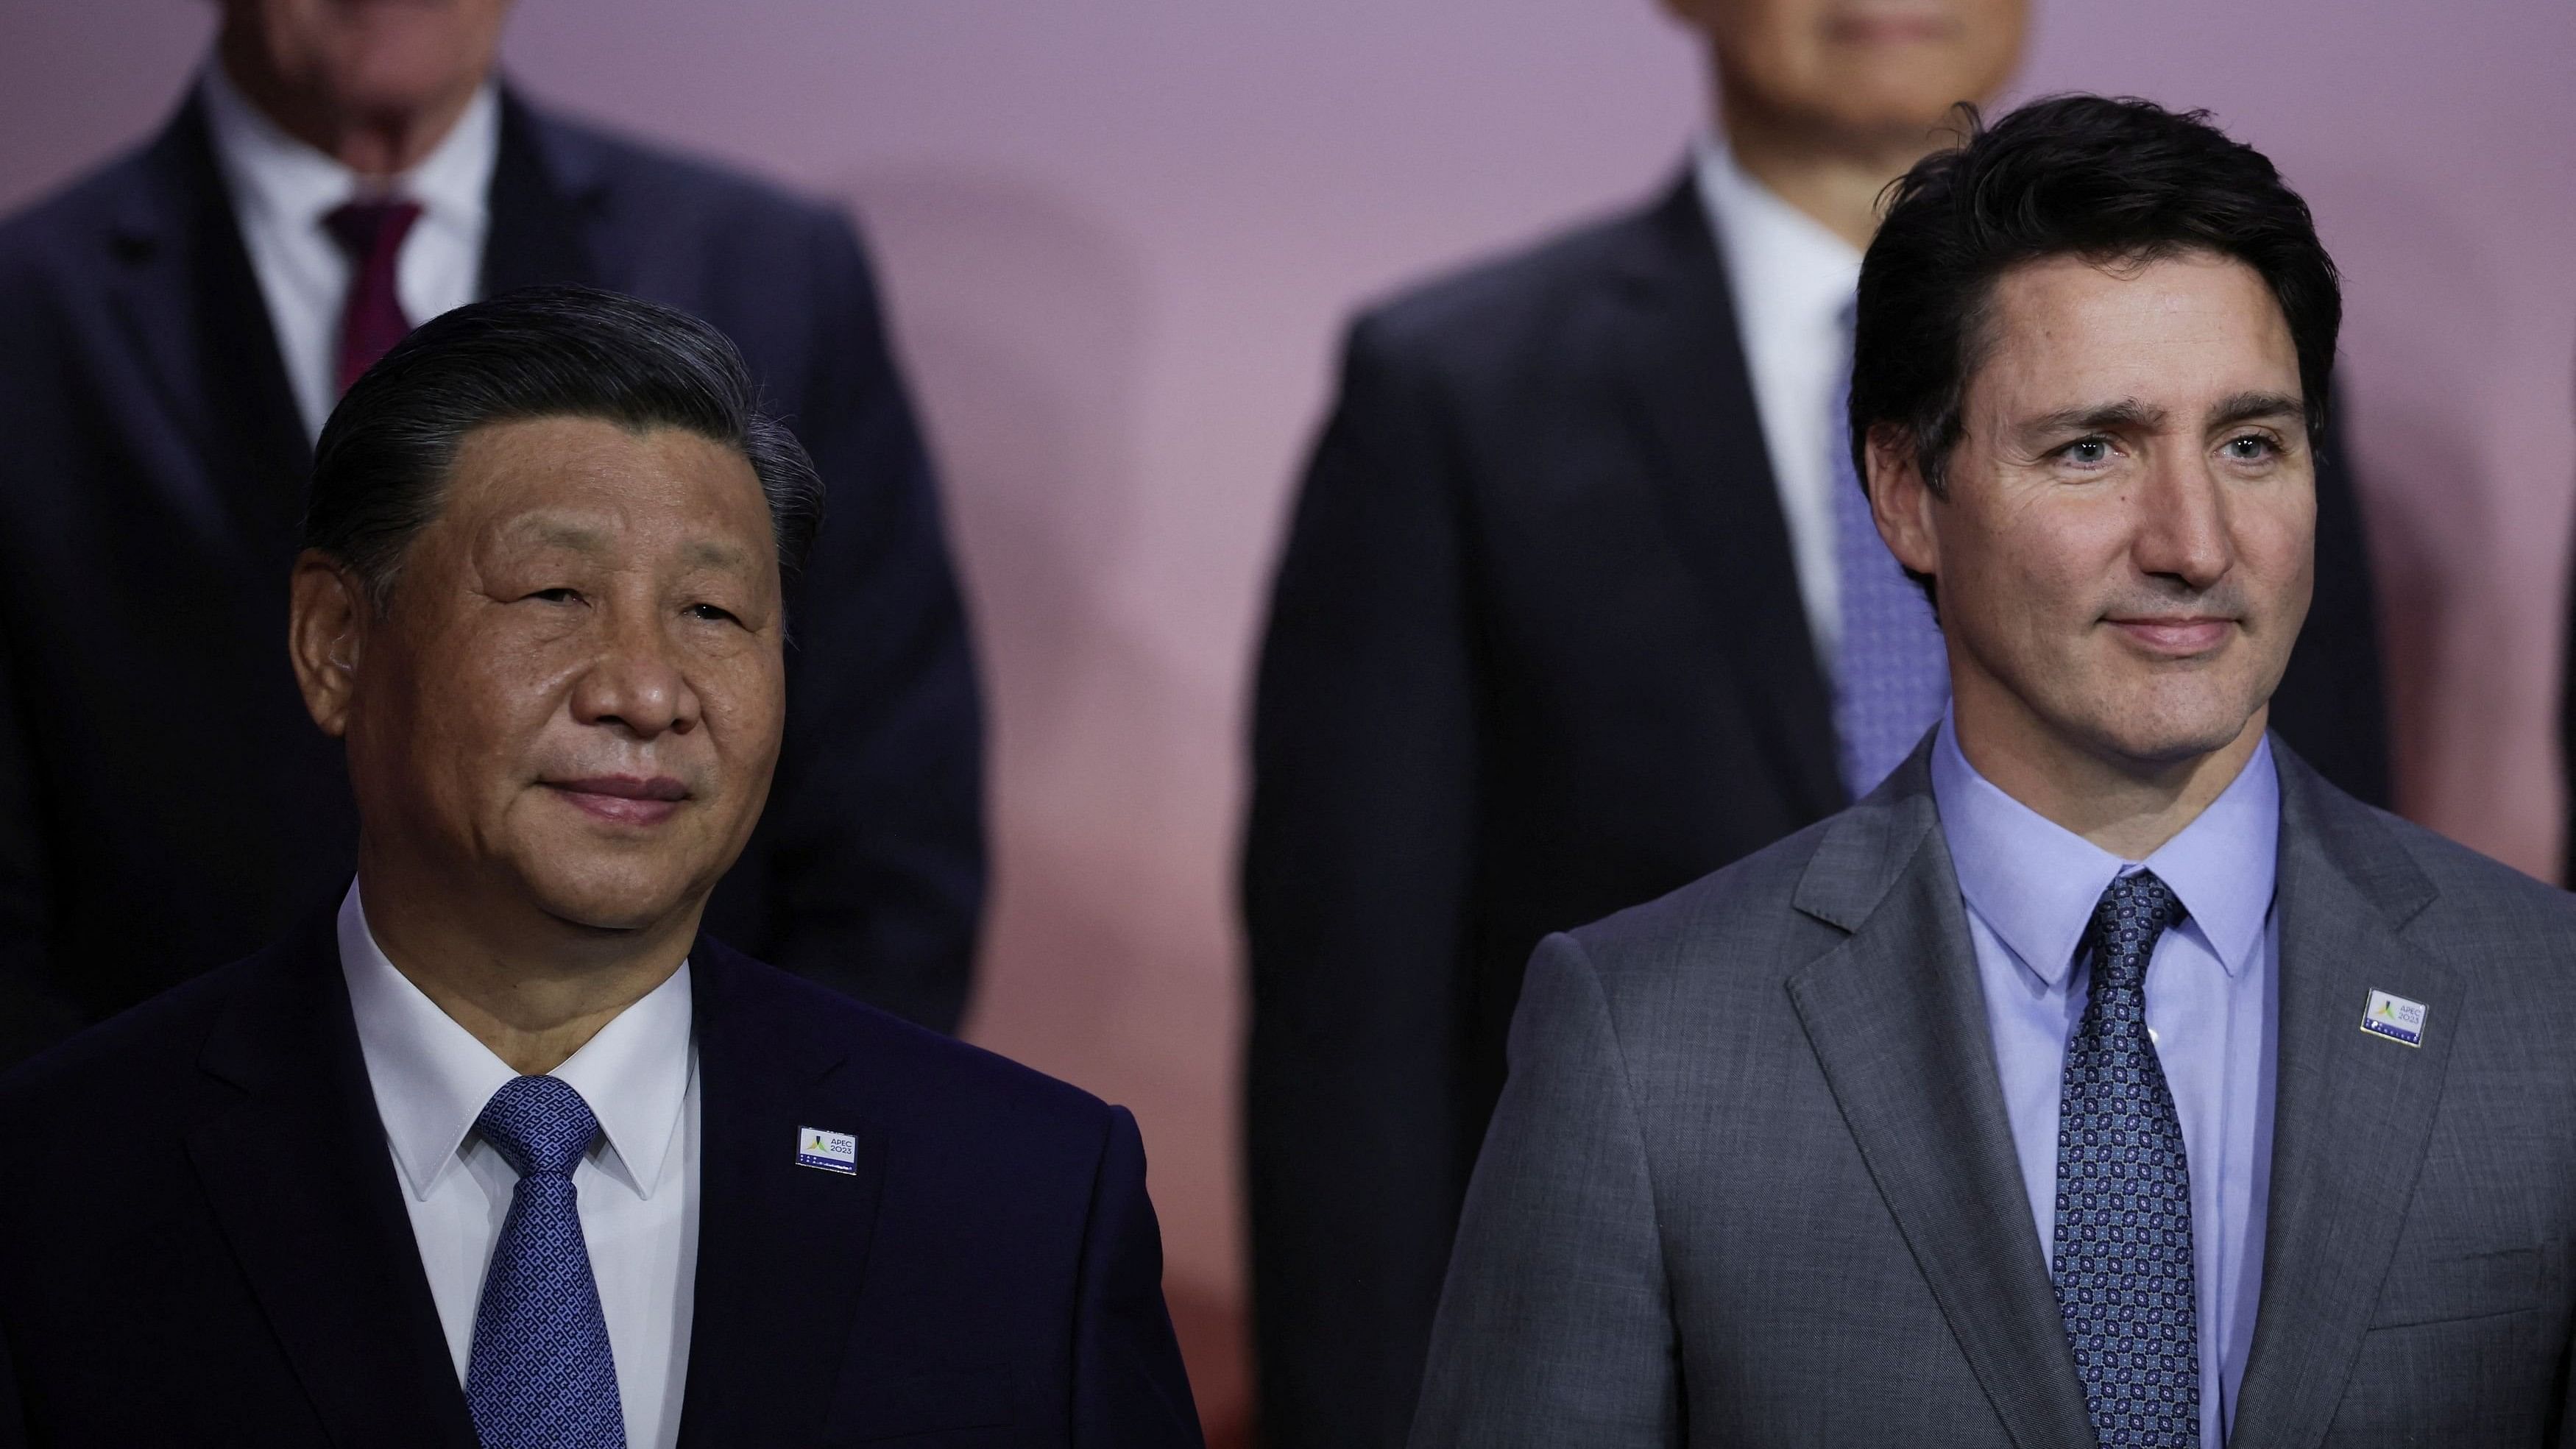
1926;251;2316;796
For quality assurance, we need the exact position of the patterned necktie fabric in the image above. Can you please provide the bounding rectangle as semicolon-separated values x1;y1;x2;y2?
1827;310;1949;797
464;1074;626;1449
2053;869;2198;1448
322;197;422;394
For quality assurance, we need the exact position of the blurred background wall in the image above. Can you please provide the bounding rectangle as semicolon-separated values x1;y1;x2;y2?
4;0;2570;1439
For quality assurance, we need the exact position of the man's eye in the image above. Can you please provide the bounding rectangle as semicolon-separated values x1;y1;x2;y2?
2223;434;2277;461
685;603;740;625
527;587;581;603
2062;437;2112;466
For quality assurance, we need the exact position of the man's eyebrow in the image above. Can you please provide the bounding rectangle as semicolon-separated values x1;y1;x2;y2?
2017;398;2168;439
680;538;758;570
2207;390;2306;429
507;518;612;552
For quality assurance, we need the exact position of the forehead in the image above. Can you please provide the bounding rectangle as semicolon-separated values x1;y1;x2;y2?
437;415;772;553
1970;252;2300;414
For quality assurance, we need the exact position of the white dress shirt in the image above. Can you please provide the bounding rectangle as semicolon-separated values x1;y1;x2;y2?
339;884;700;1449
199;59;498;440
1694;132;1866;675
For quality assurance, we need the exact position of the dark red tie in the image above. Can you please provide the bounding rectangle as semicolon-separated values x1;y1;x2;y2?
324;198;423;394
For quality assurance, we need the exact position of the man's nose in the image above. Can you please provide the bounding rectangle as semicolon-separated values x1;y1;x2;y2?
2130;450;2234;590
569;604;701;740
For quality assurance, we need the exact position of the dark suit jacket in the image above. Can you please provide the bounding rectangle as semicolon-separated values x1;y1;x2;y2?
0;908;1202;1448
2563;501;2576;888
1412;740;2576;1446
1243;171;2393;1447
0;87;984;1062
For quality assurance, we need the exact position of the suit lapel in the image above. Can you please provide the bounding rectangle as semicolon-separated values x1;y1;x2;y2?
2228;749;2456;1448
480;88;603;299
104;85;603;556
105;95;311;550
676;942;887;1447
1604;169;1843;821
1784;759;2095;1448
185;910;478;1449
110;85;604;506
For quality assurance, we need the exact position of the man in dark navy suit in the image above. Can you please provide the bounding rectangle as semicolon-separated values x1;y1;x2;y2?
0;0;983;1064
0;288;1200;1448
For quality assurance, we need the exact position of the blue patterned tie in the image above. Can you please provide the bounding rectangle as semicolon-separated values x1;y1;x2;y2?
2053;870;2198;1448
464;1075;626;1449
1828;308;1949;796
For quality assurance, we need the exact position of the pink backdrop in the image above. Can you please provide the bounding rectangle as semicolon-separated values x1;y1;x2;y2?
7;1;2572;1436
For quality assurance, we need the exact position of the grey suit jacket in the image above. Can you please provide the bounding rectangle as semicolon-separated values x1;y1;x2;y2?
1412;740;2576;1448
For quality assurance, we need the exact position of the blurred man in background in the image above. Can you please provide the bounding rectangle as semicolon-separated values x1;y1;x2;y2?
1243;1;2390;1442
2563;420;2576;886
0;0;984;1066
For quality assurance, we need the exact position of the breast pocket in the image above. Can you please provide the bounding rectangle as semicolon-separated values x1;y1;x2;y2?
2338;1292;2552;1445
832;1364;1019;1445
2369;1244;2542;1328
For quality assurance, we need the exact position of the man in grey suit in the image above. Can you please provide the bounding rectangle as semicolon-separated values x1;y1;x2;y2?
1412;95;2576;1448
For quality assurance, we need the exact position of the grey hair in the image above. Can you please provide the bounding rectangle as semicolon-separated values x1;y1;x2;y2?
305;284;824;610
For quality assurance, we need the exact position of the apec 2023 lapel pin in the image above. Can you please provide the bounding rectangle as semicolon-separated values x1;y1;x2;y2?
796;1126;860;1175
2360;989;2427;1048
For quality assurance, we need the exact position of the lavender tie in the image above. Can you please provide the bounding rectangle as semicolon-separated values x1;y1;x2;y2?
1827;311;1949;796
464;1074;626;1449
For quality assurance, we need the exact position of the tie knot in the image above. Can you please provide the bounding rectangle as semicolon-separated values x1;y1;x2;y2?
2084;868;2187;997
475;1075;601;1181
323;197;422;263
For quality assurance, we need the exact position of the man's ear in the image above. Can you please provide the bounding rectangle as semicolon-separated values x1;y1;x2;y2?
1865;426;1942;582
288;551;369;738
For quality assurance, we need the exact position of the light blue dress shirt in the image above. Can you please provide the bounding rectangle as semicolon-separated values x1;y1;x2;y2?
1930;717;2281;1449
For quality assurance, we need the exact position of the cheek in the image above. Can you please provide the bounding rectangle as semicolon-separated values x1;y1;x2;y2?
1945;495;2117;634
1965;0;2028;60
1720;5;1818;88
699;651;787;757
2007;492;2134;579
412;612;584;765
2240;491;2318;590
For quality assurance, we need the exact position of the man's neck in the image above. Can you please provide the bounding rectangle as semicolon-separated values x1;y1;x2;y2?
1717;96;1956;252
215;32;479;178
1952;694;2271;861
355;857;696;1077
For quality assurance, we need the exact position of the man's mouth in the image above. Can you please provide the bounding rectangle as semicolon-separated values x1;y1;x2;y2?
2106;616;2236;656
1829;15;1955;45
545;775;690;826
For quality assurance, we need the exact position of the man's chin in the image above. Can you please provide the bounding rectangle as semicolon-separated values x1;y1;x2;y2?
2084;699;2268;772
516;870;706;938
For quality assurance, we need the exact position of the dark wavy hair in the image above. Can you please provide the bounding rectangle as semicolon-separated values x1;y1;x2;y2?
305;284;825;609
1851;94;2341;524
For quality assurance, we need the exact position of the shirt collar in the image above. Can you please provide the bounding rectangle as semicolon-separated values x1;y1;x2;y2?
337;881;695;1203
1930;712;2280;988
1692;129;1863;347
199;55;499;235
